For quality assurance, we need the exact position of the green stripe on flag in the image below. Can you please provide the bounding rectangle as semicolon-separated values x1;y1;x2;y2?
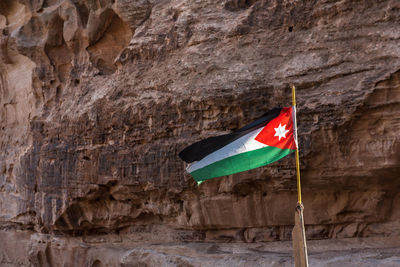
190;146;294;183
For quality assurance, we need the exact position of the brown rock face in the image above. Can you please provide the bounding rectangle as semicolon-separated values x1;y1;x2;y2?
0;0;400;265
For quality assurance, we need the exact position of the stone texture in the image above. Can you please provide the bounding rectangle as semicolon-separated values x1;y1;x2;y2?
0;0;400;265
1;229;400;267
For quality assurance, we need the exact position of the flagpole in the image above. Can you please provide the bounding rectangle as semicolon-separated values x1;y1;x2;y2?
292;86;302;204
291;85;309;267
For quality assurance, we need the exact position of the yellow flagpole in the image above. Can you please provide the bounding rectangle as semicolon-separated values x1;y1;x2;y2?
292;85;302;204
291;85;308;267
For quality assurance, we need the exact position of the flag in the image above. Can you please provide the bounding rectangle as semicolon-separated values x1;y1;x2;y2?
179;107;297;184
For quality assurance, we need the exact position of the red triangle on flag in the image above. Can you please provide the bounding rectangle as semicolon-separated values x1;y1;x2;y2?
255;107;297;150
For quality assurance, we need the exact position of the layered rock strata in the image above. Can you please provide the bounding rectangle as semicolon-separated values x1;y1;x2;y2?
0;0;400;265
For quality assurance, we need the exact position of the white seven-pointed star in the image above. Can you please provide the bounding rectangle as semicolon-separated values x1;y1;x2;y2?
274;124;289;141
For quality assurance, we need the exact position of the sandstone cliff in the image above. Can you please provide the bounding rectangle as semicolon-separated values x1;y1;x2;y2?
0;0;399;266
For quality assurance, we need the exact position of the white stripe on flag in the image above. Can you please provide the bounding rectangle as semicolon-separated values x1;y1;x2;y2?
187;127;268;173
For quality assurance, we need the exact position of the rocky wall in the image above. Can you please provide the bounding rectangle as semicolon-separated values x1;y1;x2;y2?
0;0;400;265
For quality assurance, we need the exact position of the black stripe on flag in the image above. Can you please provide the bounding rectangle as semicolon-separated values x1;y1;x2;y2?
179;107;282;163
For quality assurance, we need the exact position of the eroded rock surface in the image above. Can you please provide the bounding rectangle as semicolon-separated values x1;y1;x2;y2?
1;229;400;267
0;0;400;265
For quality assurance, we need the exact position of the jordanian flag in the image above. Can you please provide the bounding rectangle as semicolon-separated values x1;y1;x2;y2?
179;107;297;184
